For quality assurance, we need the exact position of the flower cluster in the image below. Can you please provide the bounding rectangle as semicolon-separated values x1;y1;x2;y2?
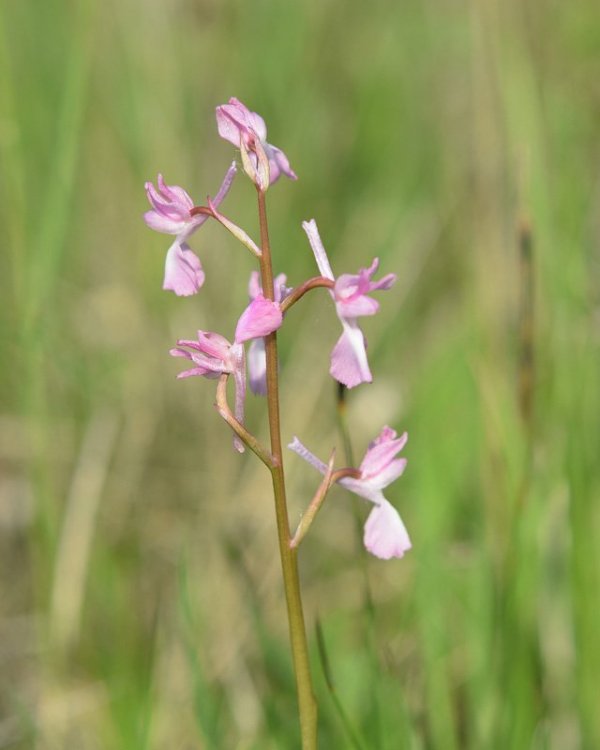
143;97;410;560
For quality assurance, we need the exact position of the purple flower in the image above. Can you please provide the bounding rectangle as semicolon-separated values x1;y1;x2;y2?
216;98;297;188
170;331;246;453
245;271;290;395
144;162;237;296
289;427;411;560
302;219;396;389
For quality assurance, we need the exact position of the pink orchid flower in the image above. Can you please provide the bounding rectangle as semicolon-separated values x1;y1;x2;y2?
170;331;246;453
234;294;283;345
216;98;297;188
302;219;396;389
289;427;411;560
245;271;291;395
144;162;237;296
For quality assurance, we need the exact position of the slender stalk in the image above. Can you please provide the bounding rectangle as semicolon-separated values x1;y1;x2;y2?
280;275;334;314
291;462;361;549
256;188;318;749
190;204;261;257
215;374;276;469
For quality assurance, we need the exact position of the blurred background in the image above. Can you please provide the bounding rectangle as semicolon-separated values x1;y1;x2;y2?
1;0;599;747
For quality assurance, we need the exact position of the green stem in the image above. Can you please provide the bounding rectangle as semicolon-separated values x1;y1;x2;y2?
257;188;318;749
214;374;276;468
291;464;361;549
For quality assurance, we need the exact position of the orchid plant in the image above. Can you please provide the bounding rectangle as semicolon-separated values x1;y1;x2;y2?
144;97;410;749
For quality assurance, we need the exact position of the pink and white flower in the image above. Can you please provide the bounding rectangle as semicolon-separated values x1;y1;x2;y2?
235;294;283;345
170;331;246;453
302;219;396;388
288;426;411;560
245;271;291;395
216;98;297;189
144;162;237;296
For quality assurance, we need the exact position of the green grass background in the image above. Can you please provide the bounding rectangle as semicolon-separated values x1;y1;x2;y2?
1;0;599;747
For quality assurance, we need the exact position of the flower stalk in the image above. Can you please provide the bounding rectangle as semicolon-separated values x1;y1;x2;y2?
146;97;409;749
257;188;318;749
291;458;361;549
214;374;276;468
280;275;335;314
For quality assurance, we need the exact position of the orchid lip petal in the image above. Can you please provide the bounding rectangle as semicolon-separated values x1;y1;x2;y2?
363;500;411;559
162;241;205;296
329;321;372;389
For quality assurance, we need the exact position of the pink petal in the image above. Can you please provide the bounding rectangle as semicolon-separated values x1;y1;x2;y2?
212;161;238;207
163;241;205;296
336;293;380;318
145;180;190;219
358;458;407;496
248;272;289;303
265;144;297;183
247;338;267;395
360;431;408;478
235;295;283;344
144;210;188;235
369;272;397;291
357;258;396;292
157;176;194;209
371;426;398;445
329;323;372;389
216;105;246;147
145;181;179;215
195;331;233;361
169;347;194;358
248;271;262;301
219;98;268;142
176;367;212;379
170;345;226;375
274;274;292;303
247;109;268;141
302;219;335;281
363;500;411;560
